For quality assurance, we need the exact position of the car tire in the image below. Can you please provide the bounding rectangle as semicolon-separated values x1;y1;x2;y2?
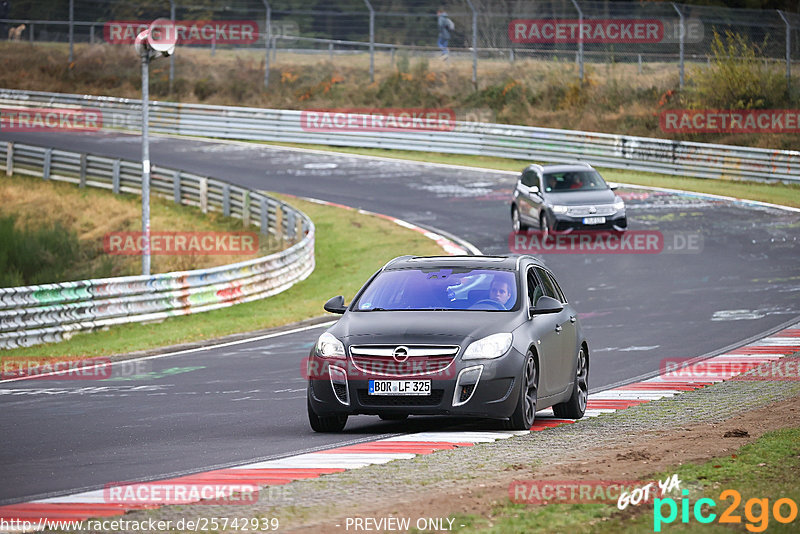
512;206;528;232
379;414;409;421
539;213;553;240
307;395;348;432
553;346;589;419
504;351;538;430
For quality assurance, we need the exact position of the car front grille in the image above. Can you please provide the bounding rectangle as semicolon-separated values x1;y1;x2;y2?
357;389;444;407
349;345;459;377
566;205;618;217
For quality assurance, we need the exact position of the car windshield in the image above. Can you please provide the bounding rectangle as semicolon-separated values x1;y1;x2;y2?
543;170;608;192
353;268;518;311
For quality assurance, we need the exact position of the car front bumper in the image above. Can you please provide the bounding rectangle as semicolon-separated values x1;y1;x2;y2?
307;348;525;419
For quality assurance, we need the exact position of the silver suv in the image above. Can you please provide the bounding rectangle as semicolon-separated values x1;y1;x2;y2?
511;162;627;232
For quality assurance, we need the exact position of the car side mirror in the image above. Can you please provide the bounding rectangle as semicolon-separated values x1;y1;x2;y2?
529;296;563;315
529;185;540;195
323;295;347;314
608;182;619;191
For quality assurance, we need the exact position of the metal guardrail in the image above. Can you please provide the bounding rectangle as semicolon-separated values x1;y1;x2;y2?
0;89;797;183
0;140;315;351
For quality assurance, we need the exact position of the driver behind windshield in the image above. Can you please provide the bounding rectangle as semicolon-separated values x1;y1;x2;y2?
489;279;513;309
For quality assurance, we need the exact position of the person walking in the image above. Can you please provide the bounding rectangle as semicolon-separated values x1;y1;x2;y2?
436;8;454;60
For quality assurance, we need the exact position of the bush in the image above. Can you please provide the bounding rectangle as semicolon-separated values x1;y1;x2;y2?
688;30;787;109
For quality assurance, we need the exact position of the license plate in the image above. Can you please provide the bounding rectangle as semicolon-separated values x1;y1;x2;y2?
369;380;431;396
582;216;606;225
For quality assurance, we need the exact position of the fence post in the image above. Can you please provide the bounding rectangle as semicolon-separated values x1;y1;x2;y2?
261;0;271;88
69;0;74;63
570;0;584;82
90;25;95;45
329;41;334;60
778;10;791;98
672;3;685;89
43;148;52;180
6;142;13;176
465;0;478;88
29;23;33;43
364;0;375;83
169;0;175;93
79;153;87;187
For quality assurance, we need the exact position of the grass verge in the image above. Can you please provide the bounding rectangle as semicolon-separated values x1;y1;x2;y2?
0;173;281;283
451;426;800;533
257;141;800;209
0;195;444;363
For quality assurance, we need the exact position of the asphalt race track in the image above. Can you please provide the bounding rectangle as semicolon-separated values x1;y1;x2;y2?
1;130;799;505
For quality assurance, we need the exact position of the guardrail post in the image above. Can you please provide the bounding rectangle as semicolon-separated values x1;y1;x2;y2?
242;190;251;227
29;23;34;44
43;148;52;180
284;205;296;242
112;159;121;193
172;170;181;203
222;184;231;216
79;153;87;187
199;177;208;214
329;42;334;60
5;142;13;176
260;197;268;235
90;25;95;44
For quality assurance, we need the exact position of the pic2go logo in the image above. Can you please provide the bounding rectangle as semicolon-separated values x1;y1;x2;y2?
653;489;798;532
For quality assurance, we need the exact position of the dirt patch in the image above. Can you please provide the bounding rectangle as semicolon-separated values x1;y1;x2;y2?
287;394;800;532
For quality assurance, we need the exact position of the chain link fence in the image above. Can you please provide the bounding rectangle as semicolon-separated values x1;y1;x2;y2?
1;0;798;89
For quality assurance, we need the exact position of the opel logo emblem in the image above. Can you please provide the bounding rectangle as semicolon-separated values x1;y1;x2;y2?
393;346;410;362
589;206;597;214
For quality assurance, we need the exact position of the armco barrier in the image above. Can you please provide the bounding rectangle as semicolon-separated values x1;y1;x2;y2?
0;140;315;350
0;89;798;182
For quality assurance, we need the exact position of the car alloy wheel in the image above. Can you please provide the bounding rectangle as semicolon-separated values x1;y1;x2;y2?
553;346;589;419
505;351;537;430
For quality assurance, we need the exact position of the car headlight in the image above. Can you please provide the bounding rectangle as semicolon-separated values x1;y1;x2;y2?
613;197;625;211
316;332;345;359
463;333;513;360
550;204;569;214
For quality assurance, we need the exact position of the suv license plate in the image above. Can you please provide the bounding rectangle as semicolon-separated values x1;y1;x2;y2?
583;216;606;225
369;380;431;396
